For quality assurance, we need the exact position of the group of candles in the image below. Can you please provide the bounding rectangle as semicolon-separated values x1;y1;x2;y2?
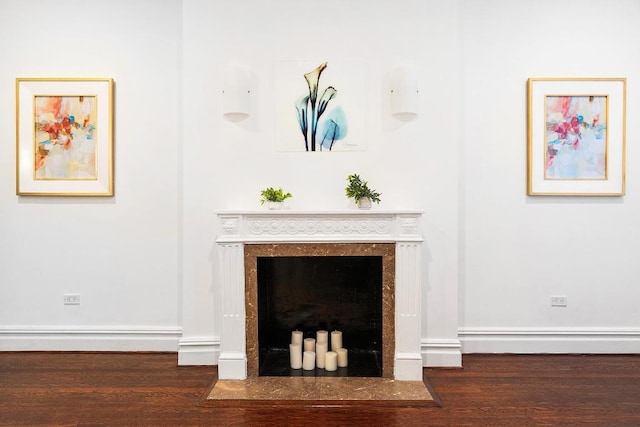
290;329;348;371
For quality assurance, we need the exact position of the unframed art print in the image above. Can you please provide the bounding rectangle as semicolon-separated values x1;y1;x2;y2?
527;78;626;196
16;78;114;196
275;60;366;152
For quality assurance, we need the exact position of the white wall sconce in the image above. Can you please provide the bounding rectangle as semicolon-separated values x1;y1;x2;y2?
223;64;251;121
390;65;418;121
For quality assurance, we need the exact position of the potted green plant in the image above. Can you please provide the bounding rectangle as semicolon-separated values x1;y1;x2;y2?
345;174;381;209
260;187;293;209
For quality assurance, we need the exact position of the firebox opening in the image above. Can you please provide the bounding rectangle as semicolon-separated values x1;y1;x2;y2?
257;256;383;377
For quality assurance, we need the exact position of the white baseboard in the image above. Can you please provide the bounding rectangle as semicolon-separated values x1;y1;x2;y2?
421;338;462;367
459;327;640;354
0;326;182;352
8;327;634;365
178;336;220;365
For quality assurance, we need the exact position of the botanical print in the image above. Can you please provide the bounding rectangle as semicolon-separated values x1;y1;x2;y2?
276;60;365;152
34;95;97;180
545;95;607;179
295;62;347;151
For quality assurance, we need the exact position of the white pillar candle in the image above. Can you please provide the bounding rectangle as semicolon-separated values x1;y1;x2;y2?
302;351;316;370
291;330;303;345
337;348;348;367
290;344;302;369
303;338;316;352
325;351;338;371
315;341;328;369
330;330;343;351
316;330;328;344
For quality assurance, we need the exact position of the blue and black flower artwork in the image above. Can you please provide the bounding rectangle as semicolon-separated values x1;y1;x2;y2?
295;62;348;151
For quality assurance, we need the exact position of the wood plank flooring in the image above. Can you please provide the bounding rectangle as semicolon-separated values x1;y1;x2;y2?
1;352;639;426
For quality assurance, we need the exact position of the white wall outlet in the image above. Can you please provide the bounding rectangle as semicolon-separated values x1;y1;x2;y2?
550;296;567;307
63;293;81;305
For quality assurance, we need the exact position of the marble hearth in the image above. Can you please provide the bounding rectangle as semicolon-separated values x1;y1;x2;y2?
215;210;423;381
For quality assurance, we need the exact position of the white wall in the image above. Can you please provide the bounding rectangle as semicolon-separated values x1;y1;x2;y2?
3;0;637;364
459;0;640;352
0;0;183;350
179;0;461;365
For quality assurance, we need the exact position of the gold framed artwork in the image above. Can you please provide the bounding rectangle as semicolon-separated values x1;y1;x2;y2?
16;78;114;196
527;77;626;196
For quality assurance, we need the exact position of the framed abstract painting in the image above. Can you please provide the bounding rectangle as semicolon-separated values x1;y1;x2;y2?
527;78;626;196
16;78;114;196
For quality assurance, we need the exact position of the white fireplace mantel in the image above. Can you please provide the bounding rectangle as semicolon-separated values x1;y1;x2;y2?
215;210;424;381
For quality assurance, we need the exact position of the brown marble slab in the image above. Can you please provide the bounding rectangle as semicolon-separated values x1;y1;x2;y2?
244;243;395;379
207;376;434;405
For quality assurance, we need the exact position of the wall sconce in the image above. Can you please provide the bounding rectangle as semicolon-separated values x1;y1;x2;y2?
390;65;418;121
223;64;251;121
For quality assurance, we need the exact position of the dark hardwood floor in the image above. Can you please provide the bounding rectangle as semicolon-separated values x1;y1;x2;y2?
1;352;639;426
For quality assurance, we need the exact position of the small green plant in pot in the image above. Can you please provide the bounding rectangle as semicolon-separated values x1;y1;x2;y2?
345;174;381;209
260;187;292;209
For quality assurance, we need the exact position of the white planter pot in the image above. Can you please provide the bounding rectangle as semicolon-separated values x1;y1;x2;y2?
264;201;285;210
357;198;372;209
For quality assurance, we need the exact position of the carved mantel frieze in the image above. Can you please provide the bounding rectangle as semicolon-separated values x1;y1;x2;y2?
216;210;423;244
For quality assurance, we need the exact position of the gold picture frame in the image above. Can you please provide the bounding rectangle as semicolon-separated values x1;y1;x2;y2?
16;78;114;196
527;77;626;196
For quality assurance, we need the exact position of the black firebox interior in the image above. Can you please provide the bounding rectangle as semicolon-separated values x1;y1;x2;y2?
257;256;383;377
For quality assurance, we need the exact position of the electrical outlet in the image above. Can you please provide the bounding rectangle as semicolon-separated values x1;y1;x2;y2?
550;296;567;307
63;294;81;305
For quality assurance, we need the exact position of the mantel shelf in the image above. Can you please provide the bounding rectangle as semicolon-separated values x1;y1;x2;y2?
216;209;424;215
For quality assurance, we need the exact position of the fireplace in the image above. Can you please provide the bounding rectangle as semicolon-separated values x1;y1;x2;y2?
216;210;423;381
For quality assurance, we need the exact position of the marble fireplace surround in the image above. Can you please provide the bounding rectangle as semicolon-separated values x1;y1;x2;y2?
215;210;423;381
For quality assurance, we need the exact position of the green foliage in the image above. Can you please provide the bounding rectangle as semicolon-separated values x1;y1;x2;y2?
345;174;381;203
260;187;293;204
